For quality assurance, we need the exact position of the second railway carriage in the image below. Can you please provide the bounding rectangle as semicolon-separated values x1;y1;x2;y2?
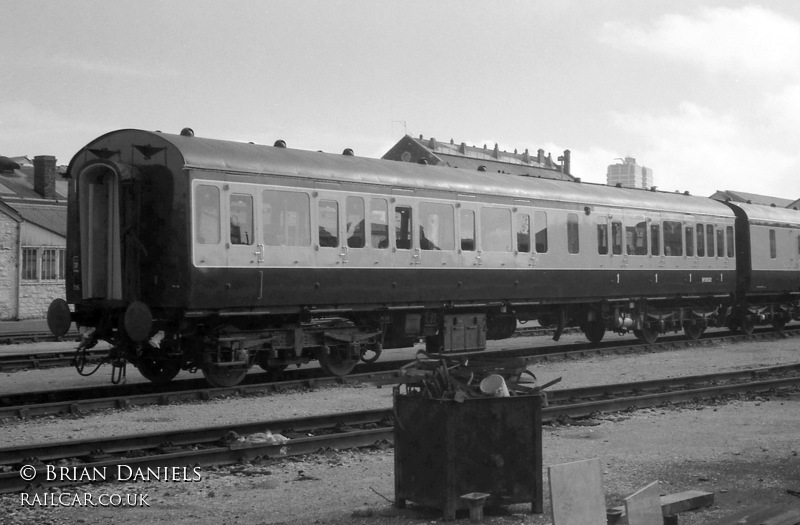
48;129;742;387
724;202;800;332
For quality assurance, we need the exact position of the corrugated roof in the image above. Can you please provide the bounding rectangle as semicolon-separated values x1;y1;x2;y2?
3;200;67;236
0;172;67;200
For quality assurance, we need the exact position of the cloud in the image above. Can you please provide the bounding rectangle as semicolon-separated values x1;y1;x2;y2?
605;102;796;197
762;83;800;130
601;5;800;78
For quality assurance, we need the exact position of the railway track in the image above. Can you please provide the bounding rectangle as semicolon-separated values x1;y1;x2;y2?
1;363;798;494
0;326;564;372
1;327;798;420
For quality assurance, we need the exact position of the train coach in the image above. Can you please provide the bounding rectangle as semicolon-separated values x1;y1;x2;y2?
46;129;799;387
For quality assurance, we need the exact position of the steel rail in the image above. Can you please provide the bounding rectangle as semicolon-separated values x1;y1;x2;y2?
1;328;798;420
0;365;798;494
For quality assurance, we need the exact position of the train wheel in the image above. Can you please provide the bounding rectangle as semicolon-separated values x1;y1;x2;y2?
582;321;605;345
738;315;755;335
202;364;249;388
633;326;659;344
318;344;357;376
683;322;705;341
360;342;382;364
136;358;181;385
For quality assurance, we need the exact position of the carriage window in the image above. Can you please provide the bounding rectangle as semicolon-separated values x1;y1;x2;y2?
534;211;548;253
716;229;725;257
567;213;580;254
318;200;339;247
481;207;512;252
460;209;475;251
229;194;253;245
726;226;735;258
195;185;220;244
395;206;412;250
370;198;388;249
707;225;715;257
420;202;454;250
517;213;531;253
696;224;705;257
650;224;661;256
596;219;608;255
685;226;694;257
262;190;311;246
769;229;777;259
611;221;623;255
346;196;365;248
663;221;682;256
626;222;648;255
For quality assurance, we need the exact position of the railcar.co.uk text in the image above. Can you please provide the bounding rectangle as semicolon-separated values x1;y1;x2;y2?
18;465;203;508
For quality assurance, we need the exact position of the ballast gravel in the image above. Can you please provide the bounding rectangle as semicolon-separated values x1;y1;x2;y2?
1;331;799;524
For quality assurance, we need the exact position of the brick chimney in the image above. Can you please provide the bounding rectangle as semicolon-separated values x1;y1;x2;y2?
33;155;57;199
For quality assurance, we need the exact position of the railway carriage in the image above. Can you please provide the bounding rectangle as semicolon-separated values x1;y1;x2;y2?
45;129;789;387
724;202;800;332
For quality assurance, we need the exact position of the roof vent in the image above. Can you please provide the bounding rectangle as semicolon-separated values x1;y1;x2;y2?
180;127;194;137
684;191;690;196
771;203;776;207
342;148;354;156
477;165;487;172
274;140;287;148
418;159;428;165
616;183;623;188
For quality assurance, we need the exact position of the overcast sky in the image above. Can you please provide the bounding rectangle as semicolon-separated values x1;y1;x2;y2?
2;0;799;198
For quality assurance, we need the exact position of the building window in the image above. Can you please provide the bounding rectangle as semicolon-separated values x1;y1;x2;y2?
22;248;38;280
22;247;67;282
41;248;58;280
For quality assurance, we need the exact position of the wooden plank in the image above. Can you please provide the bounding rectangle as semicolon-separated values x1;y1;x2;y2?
625;481;662;525
608;489;715;520
549;458;606;525
660;490;714;515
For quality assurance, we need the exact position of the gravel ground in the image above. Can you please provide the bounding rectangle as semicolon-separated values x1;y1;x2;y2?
1;334;799;524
